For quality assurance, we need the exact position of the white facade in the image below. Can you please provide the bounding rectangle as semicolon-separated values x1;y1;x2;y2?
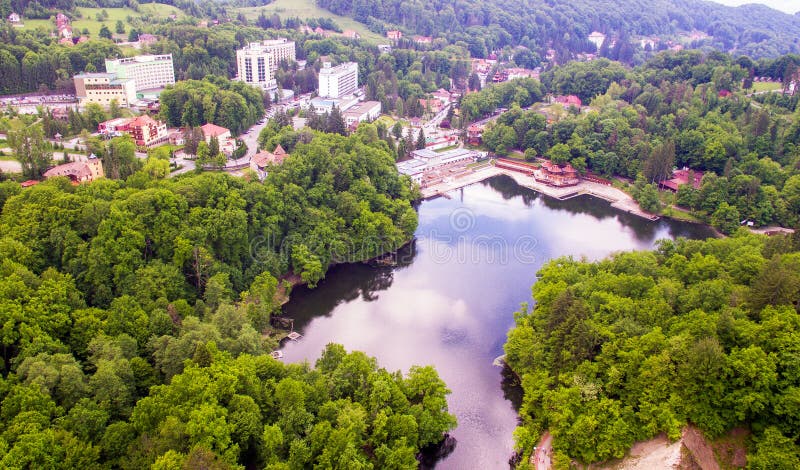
343;100;382;127
236;39;296;91
588;31;606;51
318;62;358;99
309;95;360;115
397;148;483;186
105;54;175;92
73;73;137;108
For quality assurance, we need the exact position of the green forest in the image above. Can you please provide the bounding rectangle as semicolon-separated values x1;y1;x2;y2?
0;129;457;468
318;0;800;59
505;232;800;467
468;52;800;233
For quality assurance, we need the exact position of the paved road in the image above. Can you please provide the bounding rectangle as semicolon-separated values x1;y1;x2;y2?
240;116;270;160
0;159;21;173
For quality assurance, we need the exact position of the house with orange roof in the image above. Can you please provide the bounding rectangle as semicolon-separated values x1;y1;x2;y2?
127;115;168;147
201;123;237;156
250;144;287;180
43;157;104;184
200;123;231;142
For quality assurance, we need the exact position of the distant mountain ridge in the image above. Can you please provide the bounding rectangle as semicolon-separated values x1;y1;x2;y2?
317;0;800;58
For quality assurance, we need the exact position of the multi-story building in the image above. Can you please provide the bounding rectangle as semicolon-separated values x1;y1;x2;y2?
236;39;296;91
98;115;168;147
342;101;382;128
105;54;175;92
318;62;358;99
127;115;168;147
73;73;137;107
43;156;104;183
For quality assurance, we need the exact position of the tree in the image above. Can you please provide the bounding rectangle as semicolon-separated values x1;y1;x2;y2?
711;202;741;235
184;127;203;156
8;123;51;179
209;136;220;159
643;140;675;183
104;135;141;179
99;24;113;40
326;106;347;135
108;99;122;119
115;20;125;35
468;73;481;91
415;129;426;150
546;143;571;165
633;180;662;214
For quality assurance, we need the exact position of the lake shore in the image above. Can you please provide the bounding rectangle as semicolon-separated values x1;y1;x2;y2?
421;165;661;221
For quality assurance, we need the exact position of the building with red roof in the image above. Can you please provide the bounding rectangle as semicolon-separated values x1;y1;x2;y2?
43;157;104;184
554;95;582;108
127;115;168;147
200;123;237;156
200;123;231;142
467;124;484;145
659;168;704;192
537;161;579;187
250;144;287;180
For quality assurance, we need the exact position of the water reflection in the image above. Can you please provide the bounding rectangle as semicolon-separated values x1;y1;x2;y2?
281;175;717;469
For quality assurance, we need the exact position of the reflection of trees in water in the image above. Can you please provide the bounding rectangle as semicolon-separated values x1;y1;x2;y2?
484;175;717;241
483;174;540;206
419;434;457;469
282;240;419;327
500;364;524;412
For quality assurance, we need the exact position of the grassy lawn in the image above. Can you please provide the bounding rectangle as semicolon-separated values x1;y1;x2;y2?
662;205;704;223
747;81;782;93
235;0;384;42
21;4;182;37
434;145;459;153
374;115;397;128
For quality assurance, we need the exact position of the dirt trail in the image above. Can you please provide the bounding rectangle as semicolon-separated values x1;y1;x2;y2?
531;432;552;470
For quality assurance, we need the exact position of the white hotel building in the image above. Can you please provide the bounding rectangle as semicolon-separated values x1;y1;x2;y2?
104;54;175;92
318;61;358;99
236;39;296;91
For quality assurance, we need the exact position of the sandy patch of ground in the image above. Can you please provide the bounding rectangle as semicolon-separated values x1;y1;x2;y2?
592;434;683;470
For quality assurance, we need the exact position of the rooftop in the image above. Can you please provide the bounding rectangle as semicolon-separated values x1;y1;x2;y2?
319;62;357;75
342;101;381;116
200;123;230;138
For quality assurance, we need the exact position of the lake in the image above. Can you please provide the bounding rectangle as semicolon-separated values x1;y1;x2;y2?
280;175;717;468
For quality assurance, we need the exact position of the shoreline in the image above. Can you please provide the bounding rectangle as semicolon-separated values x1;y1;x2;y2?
420;165;661;221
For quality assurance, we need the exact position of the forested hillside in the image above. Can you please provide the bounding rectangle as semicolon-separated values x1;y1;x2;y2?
465;51;800;233
318;0;800;58
505;233;800;467
0;128;454;468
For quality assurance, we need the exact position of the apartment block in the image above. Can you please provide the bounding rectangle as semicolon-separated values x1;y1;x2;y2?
73;73;137;107
105;54;176;92
318;61;358;99
236;39;296;91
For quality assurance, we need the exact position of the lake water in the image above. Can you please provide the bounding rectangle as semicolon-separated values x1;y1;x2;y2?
280;175;716;469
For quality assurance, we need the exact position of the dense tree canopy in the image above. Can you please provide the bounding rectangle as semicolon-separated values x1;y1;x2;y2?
0;126;452;467
158;76;265;136
318;0;800;59
506;232;800;466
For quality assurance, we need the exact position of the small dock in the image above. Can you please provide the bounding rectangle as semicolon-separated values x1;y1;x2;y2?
287;331;302;341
